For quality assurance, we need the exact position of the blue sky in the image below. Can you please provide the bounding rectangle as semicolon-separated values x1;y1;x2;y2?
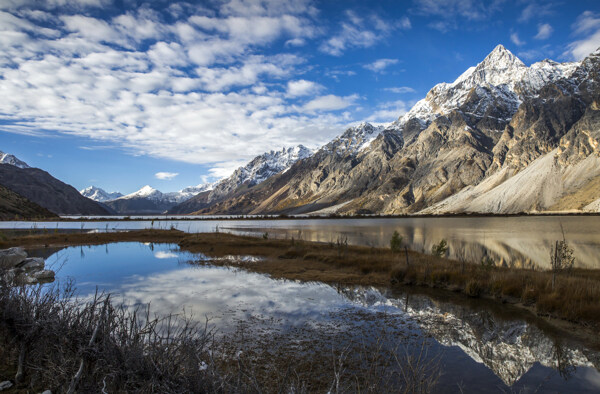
0;0;599;194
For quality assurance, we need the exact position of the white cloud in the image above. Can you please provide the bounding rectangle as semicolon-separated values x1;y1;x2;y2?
413;0;502;31
518;2;554;23
302;94;358;112
510;32;525;47
0;0;109;10
565;11;600;60
286;79;323;97
517;49;544;61
0;1;365;170
384;86;416;94
534;23;553;40
364;58;399;73
365;100;410;123
285;37;305;47
398;16;411;30
155;172;179;180
319;11;402;56
0;0;436;177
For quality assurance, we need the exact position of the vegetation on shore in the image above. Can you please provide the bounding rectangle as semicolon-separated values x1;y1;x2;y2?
2;229;599;331
0;261;439;392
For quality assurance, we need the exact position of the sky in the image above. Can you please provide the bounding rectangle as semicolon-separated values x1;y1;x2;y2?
0;0;599;195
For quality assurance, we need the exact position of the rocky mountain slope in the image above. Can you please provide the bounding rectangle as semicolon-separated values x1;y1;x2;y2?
0;156;110;216
169;145;313;214
0;184;58;220
184;45;600;215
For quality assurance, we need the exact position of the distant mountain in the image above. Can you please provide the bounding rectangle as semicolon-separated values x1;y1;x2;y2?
168;145;313;214
0;151;30;169
179;45;600;215
103;183;216;214
0;184;57;220
80;186;123;202
0;154;110;215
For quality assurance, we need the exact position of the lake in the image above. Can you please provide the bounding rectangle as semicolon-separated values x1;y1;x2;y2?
5;215;600;268
30;241;600;393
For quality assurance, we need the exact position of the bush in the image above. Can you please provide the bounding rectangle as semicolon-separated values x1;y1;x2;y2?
465;280;483;297
390;231;403;253
431;239;448;258
480;256;495;271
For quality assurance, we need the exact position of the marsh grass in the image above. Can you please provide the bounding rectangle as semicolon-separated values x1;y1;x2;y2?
0;277;441;393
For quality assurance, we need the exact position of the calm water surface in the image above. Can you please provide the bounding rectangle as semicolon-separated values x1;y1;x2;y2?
6;215;600;268
31;242;600;393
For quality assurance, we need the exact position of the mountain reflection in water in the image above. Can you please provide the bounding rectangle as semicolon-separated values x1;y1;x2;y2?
38;242;600;392
7;215;600;268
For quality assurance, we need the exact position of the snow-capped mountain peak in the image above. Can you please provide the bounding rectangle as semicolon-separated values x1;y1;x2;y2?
80;186;123;202
0;151;30;169
122;185;162;200
325;122;386;155
398;44;582;127
207;144;313;201
238;144;313;185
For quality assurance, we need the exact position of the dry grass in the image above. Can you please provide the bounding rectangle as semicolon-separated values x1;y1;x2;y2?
0;277;440;393
0;228;186;249
390;259;600;327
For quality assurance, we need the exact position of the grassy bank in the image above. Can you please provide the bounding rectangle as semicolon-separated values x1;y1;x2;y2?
2;229;600;332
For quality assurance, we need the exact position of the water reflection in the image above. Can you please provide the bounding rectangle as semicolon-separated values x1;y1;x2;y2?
5;216;600;268
341;287;600;391
36;242;600;392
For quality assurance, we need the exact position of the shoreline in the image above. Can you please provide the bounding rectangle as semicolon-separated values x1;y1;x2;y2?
1;229;599;349
1;210;600;222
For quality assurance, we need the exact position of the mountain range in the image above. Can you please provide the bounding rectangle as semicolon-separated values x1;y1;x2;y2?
172;45;600;215
3;44;599;217
80;145;312;214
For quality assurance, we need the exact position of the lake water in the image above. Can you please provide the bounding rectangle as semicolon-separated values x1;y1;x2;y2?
32;242;600;393
6;215;600;268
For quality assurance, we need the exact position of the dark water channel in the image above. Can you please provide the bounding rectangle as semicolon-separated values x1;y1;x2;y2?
29;242;600;393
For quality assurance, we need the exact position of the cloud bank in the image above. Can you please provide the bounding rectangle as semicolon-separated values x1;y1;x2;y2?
0;0;399;174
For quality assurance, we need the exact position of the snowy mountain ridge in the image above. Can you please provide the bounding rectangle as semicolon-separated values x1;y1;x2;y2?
80;186;123;202
0;151;30;169
397;44;580;128
82;182;216;205
322;122;392;156
208;145;313;201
